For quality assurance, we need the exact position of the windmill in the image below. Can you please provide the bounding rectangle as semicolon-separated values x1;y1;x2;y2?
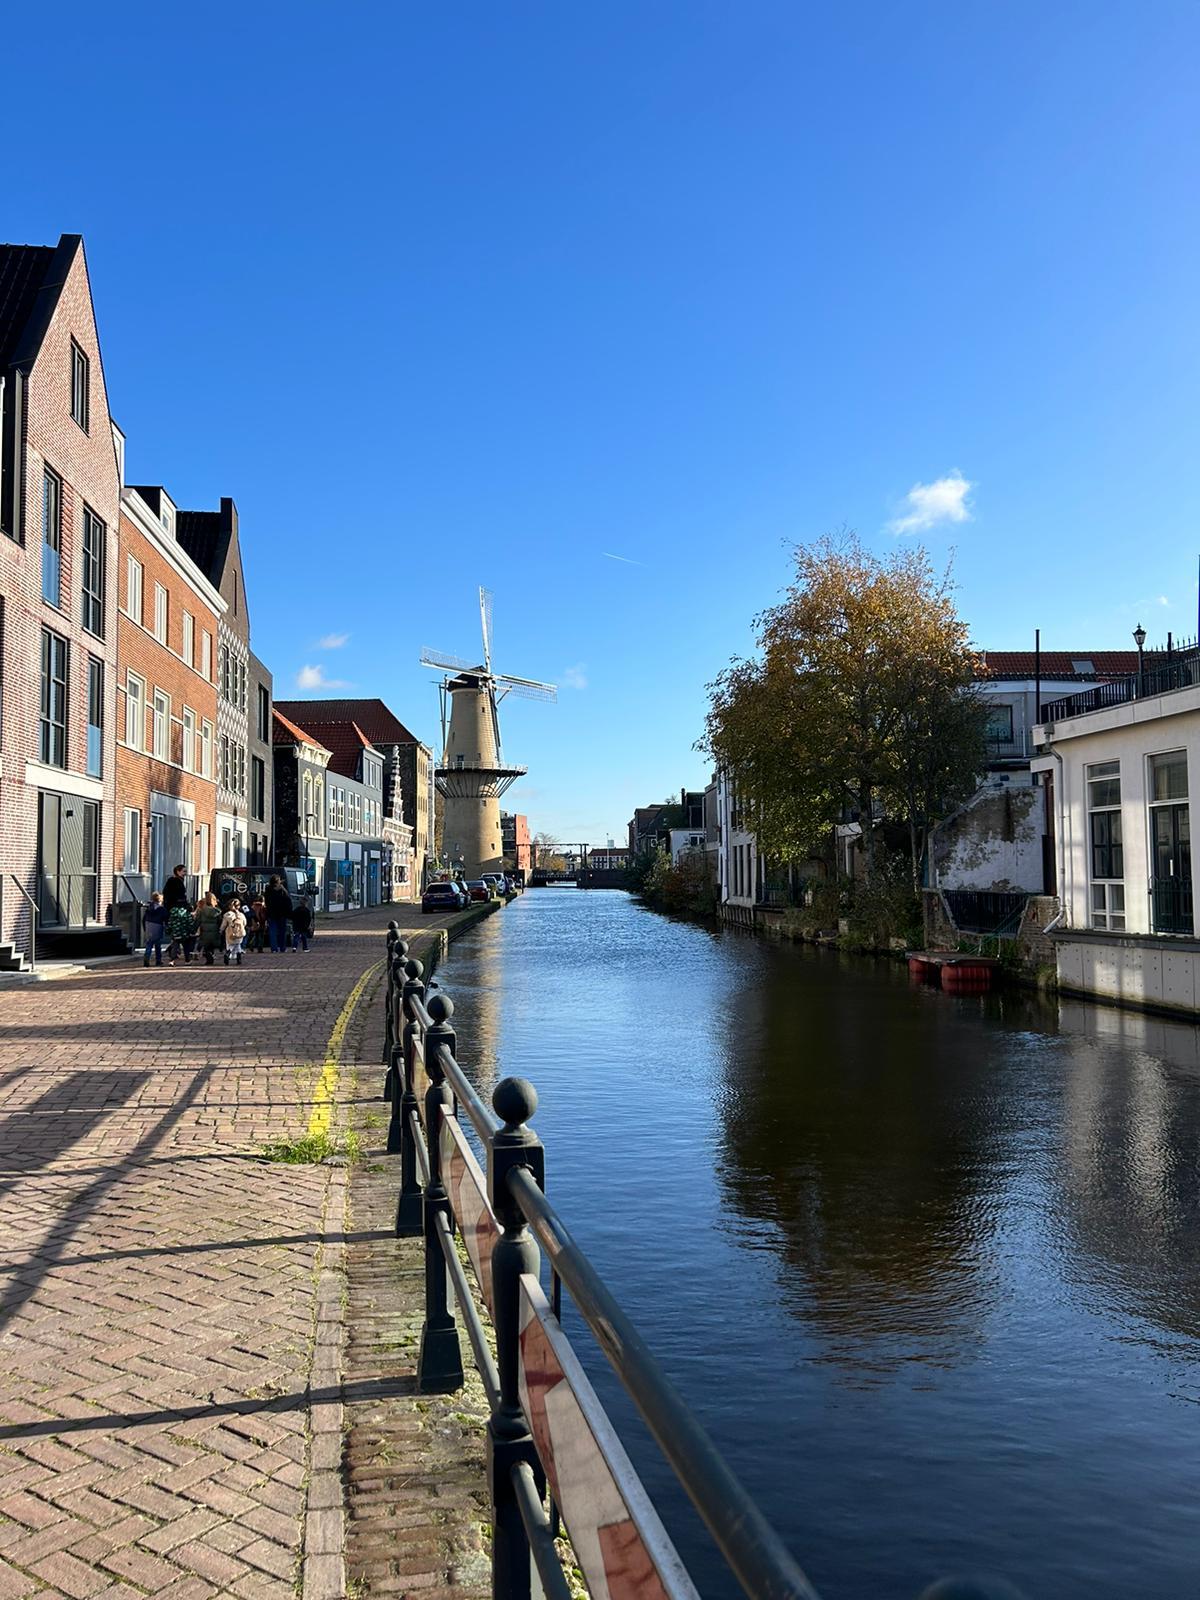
420;588;556;876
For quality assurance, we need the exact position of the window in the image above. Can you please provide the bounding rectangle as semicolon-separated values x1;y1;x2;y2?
182;707;196;773
127;555;143;623
239;657;247;712
86;658;103;777
257;682;270;742
153;583;168;645
303;772;313;830
251;756;265;821
182;611;194;667
315;776;325;835
1149;751;1193;935
122;808;141;873
39;630;68;767
1150;750;1188;803
1087;760;1124;930
985;704;1014;747
221;734;230;789
220;642;230;699
196;822;209;877
71;341;89;431
151;689;169;760
125;673;145;750
200;630;212;681
199;719;213;780
81;508;105;637
42;468;61;606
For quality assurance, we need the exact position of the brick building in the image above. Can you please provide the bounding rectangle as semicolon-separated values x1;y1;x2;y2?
114;480;222;903
248;650;274;866
177;498;252;866
0;235;122;963
501;811;532;881
273;708;332;898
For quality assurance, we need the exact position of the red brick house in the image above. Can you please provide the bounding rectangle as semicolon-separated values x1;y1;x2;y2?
0;235;122;964
114;481;223;902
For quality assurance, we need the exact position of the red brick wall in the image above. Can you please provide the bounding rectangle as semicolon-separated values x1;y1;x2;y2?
0;240;121;950
114;505;220;880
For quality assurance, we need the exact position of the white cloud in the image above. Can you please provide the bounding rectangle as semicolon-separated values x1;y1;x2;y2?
317;632;349;649
562;663;588;690
296;663;351;691
1157;595;1170;607
888;470;973;535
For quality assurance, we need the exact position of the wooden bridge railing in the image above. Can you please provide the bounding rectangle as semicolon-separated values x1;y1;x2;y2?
379;923;1028;1600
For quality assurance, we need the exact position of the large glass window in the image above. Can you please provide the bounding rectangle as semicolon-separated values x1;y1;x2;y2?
1086;760;1124;929
39;630;68;767
257;683;270;741
122;808;141;873
42;468;61;606
251;755;265;821
86;657;103;777
127;555;143;623
81;508;105;637
182;611;194;667
153;583;168;645
182;707;196;773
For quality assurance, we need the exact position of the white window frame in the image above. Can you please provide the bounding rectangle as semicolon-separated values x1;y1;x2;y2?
122;807;141;873
126;555;143;624
151;688;170;760
182;706;196;774
125;672;145;751
196;822;210;877
1086;760;1124;931
153;583;168;645
201;630;212;681
199;718;214;780
182;610;194;668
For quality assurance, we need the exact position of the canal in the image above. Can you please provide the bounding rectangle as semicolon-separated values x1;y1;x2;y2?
437;889;1200;1600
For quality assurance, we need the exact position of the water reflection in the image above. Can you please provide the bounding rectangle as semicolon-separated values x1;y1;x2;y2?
440;892;1200;1600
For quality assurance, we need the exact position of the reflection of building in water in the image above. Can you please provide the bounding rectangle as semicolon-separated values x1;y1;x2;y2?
442;915;504;1113
717;954;1008;1370
1054;1000;1200;1343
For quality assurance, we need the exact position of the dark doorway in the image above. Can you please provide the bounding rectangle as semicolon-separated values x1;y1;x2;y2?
37;792;99;927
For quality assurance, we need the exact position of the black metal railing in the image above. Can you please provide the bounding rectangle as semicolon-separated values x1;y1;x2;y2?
376;923;1029;1600
942;890;1030;935
1041;651;1200;724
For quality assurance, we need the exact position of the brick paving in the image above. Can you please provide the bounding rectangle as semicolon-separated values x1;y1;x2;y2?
0;905;463;1600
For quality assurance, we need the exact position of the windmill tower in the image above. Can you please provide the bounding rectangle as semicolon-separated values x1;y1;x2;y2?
421;589;556;876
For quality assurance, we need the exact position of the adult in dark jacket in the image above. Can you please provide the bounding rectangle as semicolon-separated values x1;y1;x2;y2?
265;877;293;954
162;864;189;912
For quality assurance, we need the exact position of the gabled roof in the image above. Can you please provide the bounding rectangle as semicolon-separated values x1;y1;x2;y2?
977;650;1142;681
274;698;421;747
273;708;329;752
175;510;227;586
0;235;80;367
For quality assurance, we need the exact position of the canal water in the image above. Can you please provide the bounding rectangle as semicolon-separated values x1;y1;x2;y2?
437;889;1200;1600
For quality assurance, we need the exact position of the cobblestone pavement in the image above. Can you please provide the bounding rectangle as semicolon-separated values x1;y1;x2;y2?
0;905;460;1600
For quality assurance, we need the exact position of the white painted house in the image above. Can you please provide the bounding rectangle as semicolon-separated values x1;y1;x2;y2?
1032;660;1200;1012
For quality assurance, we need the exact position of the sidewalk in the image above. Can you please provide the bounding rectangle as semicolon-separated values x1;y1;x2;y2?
0;903;466;1600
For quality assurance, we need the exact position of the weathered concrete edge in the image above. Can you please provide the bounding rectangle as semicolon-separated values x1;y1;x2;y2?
303;1159;350;1600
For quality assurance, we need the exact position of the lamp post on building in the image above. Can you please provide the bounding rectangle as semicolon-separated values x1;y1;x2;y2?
1134;622;1147;697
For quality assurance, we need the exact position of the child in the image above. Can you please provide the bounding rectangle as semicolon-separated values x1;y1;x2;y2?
166;900;196;967
220;898;247;966
249;895;269;953
291;897;313;951
196;892;223;965
142;892;167;967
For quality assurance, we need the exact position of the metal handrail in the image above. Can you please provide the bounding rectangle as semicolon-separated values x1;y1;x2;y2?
507;1165;821;1600
433;1039;500;1141
9;877;38;974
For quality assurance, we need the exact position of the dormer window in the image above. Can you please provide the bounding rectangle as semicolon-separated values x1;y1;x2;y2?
71;341;90;432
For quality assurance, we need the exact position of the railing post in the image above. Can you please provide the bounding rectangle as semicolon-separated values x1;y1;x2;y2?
382;924;402;1064
383;941;408;1093
417;992;464;1392
486;1076;546;1600
393;960;426;1236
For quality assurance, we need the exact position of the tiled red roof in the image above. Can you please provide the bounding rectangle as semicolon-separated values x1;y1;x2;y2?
976;651;1142;681
287;718;375;779
272;708;329;750
274;697;420;746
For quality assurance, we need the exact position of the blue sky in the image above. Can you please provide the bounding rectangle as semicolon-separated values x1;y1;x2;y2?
7;2;1199;841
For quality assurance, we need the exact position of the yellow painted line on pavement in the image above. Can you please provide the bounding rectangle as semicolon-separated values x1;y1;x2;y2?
308;961;382;1140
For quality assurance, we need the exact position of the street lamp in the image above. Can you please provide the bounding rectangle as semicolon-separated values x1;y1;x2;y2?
1133;622;1147;695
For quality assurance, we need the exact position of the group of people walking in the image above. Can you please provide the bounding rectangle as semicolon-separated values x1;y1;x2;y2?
142;867;314;968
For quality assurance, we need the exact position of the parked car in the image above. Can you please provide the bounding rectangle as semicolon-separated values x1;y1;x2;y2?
422;881;467;914
481;874;505;897
464;880;491;903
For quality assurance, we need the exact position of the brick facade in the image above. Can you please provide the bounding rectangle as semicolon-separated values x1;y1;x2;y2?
0;237;121;954
114;493;221;898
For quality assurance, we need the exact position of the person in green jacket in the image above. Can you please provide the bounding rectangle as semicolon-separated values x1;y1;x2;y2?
196;892;223;966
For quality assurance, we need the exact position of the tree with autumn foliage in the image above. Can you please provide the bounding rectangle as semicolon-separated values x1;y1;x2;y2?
701;533;988;888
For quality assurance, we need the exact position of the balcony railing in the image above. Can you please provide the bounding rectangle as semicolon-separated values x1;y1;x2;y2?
1041;652;1200;724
